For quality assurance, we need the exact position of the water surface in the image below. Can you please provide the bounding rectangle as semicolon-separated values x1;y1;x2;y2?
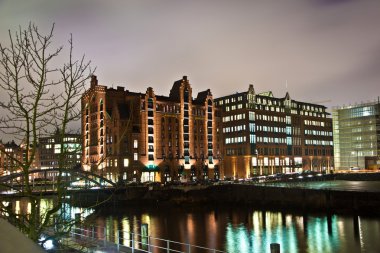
88;205;380;253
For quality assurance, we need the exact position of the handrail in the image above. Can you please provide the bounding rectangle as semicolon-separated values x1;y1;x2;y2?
69;224;225;253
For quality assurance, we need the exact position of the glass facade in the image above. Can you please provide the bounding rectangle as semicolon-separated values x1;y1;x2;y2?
332;101;380;170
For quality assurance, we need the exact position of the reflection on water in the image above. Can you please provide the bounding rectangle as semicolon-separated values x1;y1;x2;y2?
6;198;380;253
2;197;94;222
89;205;380;253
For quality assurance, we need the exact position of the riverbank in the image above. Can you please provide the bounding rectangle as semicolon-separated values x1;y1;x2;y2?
70;180;380;215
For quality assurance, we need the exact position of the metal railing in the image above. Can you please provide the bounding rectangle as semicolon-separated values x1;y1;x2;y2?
68;225;225;253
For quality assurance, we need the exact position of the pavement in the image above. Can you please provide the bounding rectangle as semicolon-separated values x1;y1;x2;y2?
273;180;380;192
0;218;45;253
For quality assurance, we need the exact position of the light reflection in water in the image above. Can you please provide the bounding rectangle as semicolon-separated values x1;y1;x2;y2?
89;206;380;253
8;197;94;222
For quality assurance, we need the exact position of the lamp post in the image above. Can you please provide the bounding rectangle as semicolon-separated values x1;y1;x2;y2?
255;149;261;176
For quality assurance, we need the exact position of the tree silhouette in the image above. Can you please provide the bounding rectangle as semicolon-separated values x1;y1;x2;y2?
0;23;94;243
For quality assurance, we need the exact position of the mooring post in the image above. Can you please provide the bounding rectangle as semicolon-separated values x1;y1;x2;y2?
270;243;280;253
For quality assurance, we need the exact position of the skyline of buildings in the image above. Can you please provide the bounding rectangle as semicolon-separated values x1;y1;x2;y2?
0;75;379;181
0;131;81;176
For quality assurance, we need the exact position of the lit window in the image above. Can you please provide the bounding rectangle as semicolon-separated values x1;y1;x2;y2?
134;140;138;148
124;158;129;167
134;153;138;161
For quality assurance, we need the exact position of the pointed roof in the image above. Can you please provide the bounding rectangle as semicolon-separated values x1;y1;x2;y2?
284;91;291;100
169;76;188;101
194;89;212;103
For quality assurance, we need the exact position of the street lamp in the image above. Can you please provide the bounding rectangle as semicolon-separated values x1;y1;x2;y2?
255;149;262;176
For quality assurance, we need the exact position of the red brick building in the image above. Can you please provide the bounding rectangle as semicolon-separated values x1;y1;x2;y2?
81;76;223;183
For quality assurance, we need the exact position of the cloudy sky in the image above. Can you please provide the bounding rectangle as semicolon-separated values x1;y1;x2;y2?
1;0;380;110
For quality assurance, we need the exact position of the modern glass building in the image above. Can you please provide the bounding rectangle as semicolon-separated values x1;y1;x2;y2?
332;99;380;170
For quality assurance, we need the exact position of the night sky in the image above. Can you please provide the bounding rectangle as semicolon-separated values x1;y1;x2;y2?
1;0;380;110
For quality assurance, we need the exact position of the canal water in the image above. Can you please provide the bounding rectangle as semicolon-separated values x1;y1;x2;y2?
87;204;380;253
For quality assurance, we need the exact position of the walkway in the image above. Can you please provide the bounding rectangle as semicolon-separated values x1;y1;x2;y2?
273;180;380;192
0;218;45;253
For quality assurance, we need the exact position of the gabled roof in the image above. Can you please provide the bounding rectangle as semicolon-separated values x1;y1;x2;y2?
169;76;188;102
169;79;183;102
284;92;291;100
195;89;212;101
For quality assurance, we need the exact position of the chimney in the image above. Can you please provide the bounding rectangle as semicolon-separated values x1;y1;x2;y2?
91;75;98;88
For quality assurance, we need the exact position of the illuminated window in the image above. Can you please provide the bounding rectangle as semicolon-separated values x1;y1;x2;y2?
134;140;138;148
134;153;138;161
124;158;129;167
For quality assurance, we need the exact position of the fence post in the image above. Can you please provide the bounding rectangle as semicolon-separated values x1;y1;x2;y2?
131;232;134;253
116;230;119;251
148;236;151;252
104;226;107;247
188;243;191;253
167;239;170;253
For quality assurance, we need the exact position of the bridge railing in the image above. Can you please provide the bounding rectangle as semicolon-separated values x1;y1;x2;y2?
68;224;225;253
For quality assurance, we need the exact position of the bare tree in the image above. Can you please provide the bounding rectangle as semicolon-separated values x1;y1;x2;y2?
0;23;94;243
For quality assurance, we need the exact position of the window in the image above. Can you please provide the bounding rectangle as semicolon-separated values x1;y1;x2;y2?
134;140;138;148
134;153;138;161
124;158;129;167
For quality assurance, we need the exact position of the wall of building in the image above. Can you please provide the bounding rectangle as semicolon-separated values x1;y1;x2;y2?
81;76;223;183
215;85;334;179
333;101;380;170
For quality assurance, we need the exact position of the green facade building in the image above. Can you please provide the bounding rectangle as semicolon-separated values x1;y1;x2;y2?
332;99;380;170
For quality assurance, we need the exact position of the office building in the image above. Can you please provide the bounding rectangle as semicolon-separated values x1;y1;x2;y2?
332;100;380;170
215;85;333;179
39;130;81;170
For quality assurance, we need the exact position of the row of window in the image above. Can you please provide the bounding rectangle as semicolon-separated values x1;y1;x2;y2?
257;114;286;122
304;130;333;136
252;156;305;166
256;125;286;133
304;120;326;127
225;136;247;144
305;140;333;146
222;113;245;122
223;125;246;133
256;136;286;144
225;104;244;111
298;110;326;118
219;96;244;105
